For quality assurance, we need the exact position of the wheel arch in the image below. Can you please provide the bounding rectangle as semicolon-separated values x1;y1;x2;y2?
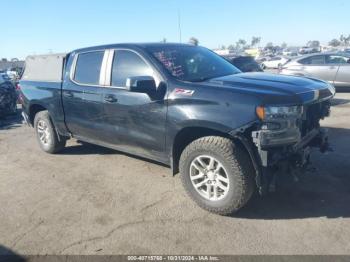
171;124;258;175
28;103;48;126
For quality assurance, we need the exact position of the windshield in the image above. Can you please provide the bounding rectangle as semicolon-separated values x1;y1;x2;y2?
146;45;241;82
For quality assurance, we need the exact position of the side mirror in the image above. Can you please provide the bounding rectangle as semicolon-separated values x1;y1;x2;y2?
126;76;156;94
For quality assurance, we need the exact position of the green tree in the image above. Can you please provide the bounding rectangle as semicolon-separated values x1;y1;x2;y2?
227;44;235;50
251;36;261;47
340;34;350;46
329;39;341;47
236;39;247;50
189;37;199;46
265;42;273;48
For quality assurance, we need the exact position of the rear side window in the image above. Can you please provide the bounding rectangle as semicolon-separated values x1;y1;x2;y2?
299;55;325;65
326;55;349;64
74;51;104;85
111;50;153;87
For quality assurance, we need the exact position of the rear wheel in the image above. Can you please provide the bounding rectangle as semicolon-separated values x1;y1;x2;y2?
34;110;66;153
179;136;255;215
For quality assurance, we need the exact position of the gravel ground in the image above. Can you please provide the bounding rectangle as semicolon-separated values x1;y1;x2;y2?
0;93;349;255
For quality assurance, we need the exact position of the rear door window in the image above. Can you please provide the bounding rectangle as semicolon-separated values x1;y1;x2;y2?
326;55;349;64
74;51;104;85
111;50;153;87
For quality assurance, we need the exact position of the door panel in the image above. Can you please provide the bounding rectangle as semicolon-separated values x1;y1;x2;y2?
334;64;350;87
63;83;106;141
62;83;85;134
62;50;106;140
102;88;167;160
304;65;339;83
297;55;338;83
99;49;167;161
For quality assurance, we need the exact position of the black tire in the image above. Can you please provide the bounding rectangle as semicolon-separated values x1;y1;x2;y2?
261;63;266;70
179;136;255;215
34;110;66;154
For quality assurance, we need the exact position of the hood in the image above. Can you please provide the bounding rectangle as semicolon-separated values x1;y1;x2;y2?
208;72;335;105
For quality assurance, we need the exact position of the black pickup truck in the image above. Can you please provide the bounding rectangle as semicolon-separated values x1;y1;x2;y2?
19;43;335;215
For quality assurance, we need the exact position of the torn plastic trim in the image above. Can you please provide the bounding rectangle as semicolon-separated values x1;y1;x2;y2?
228;120;258;137
252;127;301;149
229;122;265;194
233;133;265;195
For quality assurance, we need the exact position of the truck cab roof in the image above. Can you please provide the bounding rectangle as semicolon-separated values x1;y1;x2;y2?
72;42;193;54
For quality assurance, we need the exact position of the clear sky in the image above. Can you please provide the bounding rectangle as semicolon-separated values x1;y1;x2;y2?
1;0;349;59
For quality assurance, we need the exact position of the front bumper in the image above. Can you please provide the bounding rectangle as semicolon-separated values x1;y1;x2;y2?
252;127;328;167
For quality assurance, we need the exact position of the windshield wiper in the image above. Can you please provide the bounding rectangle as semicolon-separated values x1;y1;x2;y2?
190;73;236;82
190;76;215;82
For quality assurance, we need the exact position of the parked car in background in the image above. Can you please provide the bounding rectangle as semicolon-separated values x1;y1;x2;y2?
19;43;334;215
255;55;273;64
283;49;298;57
299;46;319;55
282;49;292;56
6;69;19;81
280;53;350;88
261;56;290;69
224;55;263;72
0;73;17;117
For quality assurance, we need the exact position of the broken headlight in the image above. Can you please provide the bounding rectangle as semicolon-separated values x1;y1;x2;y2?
256;105;303;120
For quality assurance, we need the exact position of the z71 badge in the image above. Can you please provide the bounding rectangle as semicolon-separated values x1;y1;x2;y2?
174;88;195;96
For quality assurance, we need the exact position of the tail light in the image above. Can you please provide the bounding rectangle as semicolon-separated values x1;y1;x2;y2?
15;83;23;104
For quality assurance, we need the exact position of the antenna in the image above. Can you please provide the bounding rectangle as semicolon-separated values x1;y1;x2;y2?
178;9;182;43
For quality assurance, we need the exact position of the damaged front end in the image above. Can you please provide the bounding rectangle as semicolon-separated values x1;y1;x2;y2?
249;99;332;194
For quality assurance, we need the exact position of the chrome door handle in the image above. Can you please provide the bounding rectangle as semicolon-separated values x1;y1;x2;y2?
104;94;118;103
63;91;73;98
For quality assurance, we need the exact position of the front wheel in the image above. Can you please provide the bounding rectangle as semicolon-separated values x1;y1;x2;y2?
179;136;255;215
34;110;66;154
